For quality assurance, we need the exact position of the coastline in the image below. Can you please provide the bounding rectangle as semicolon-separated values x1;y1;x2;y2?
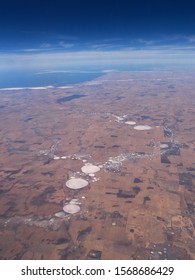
0;70;105;90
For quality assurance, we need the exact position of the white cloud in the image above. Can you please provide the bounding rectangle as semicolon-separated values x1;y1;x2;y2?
40;43;51;48
91;43;113;50
1;48;195;70
22;48;56;52
22;41;75;53
35;70;99;74
58;41;75;48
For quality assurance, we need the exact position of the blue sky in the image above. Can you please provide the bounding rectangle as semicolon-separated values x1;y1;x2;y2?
0;0;195;70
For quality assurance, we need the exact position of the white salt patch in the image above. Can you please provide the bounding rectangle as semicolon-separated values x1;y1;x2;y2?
81;165;100;174
134;125;152;131
92;178;99;182
54;211;66;218
125;121;136;125
109;159;119;164
83;159;87;162
53;156;60;160
66;178;89;189
69;199;79;205
116;116;123;121
89;173;95;177
63;204;80;214
160;144;169;149
98;165;103;168
61;156;67;159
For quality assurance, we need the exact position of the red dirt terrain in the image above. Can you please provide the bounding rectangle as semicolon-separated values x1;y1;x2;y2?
0;70;195;259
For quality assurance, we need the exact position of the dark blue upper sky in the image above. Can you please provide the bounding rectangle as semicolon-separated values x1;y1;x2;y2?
1;0;195;72
1;0;195;52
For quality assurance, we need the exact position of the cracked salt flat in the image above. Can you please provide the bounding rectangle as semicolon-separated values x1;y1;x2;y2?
63;204;81;214
125;121;137;125
160;144;169;149
65;178;89;189
134;125;152;130
81;165;100;174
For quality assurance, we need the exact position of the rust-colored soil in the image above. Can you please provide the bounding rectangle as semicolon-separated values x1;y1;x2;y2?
0;70;195;259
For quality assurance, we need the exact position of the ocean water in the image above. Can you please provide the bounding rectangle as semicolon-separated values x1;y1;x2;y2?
0;69;103;88
0;64;166;89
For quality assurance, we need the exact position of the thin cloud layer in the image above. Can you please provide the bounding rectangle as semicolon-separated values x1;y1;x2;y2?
1;48;195;70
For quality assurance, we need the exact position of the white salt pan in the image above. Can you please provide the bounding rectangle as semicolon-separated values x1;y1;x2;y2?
134;125;152;131
54;211;66;218
92;177;99;182
116;117;124;121
66;178;88;189
81;165;100;174
53;156;60;160
63;204;80;214
69;199;79;205
160;144;169;149
125;121;136;125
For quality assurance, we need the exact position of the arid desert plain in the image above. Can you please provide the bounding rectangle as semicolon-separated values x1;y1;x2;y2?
0;70;195;260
